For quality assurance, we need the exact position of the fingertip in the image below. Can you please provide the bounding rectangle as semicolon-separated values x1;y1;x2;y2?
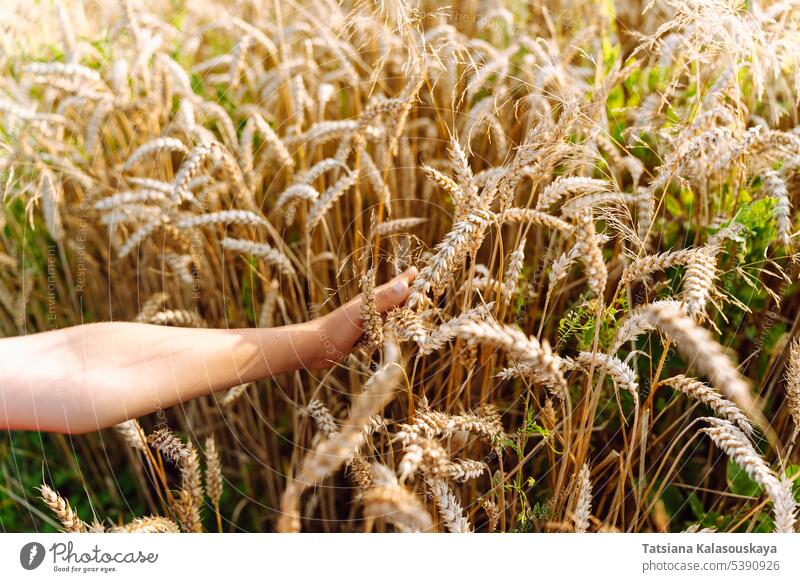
403;265;418;282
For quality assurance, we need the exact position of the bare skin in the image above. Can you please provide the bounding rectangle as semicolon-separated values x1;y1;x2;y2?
0;267;417;434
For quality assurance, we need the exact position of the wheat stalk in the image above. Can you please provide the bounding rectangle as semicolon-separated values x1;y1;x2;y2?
277;340;402;532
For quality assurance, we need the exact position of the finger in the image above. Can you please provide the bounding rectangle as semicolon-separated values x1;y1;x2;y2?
339;266;418;325
374;266;418;313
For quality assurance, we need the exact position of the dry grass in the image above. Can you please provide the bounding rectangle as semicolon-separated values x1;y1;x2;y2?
3;0;800;533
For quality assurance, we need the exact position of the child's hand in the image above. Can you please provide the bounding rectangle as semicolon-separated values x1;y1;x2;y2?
304;267;418;369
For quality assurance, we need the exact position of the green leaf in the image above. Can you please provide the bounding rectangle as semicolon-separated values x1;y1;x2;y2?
687;492;705;520
664;193;682;217
784;465;800;501
727;458;763;497
659;484;683;518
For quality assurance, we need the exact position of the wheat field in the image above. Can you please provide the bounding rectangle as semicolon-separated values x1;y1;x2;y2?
1;0;800;533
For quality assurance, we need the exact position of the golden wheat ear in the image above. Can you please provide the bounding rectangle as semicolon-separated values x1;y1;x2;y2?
38;484;87;533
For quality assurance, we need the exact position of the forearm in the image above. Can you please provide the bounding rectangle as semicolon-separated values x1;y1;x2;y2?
0;321;324;434
0;267;416;435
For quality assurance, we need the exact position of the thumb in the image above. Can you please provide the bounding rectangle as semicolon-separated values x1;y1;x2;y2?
373;266;418;313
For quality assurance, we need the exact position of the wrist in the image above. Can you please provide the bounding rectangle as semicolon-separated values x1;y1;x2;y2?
307;316;349;369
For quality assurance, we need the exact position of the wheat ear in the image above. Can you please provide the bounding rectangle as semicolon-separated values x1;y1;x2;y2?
681;246;716;317
39;484;87;533
449;317;566;396
306;399;339;438
502;237;526;305
620;248;704;286
122;136;189;171
359;267;383;351
500;208;573;233
306;171;359;232
147;428;190;464
205;436;223;531
574;210;607;299
114;419;147;451
763;170;792;246
373;217;427;237
113;516;181;533
568;352;638;396
175;489;203;533
784;338;800;442
660;375;753;437
430;479;472;533
407;208;495;308
221;237;294;275
395;406;504;447
179;441;204;533
610;301;670;353
174;210;268;229
642;301;760;424
219;382;253;406
702;418;796;533
536;176;610;210
363;483;434;533
573;464;592;533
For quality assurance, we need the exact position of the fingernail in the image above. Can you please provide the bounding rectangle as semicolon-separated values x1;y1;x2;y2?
393;279;407;294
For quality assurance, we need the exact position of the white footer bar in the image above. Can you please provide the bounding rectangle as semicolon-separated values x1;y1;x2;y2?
1;533;798;581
